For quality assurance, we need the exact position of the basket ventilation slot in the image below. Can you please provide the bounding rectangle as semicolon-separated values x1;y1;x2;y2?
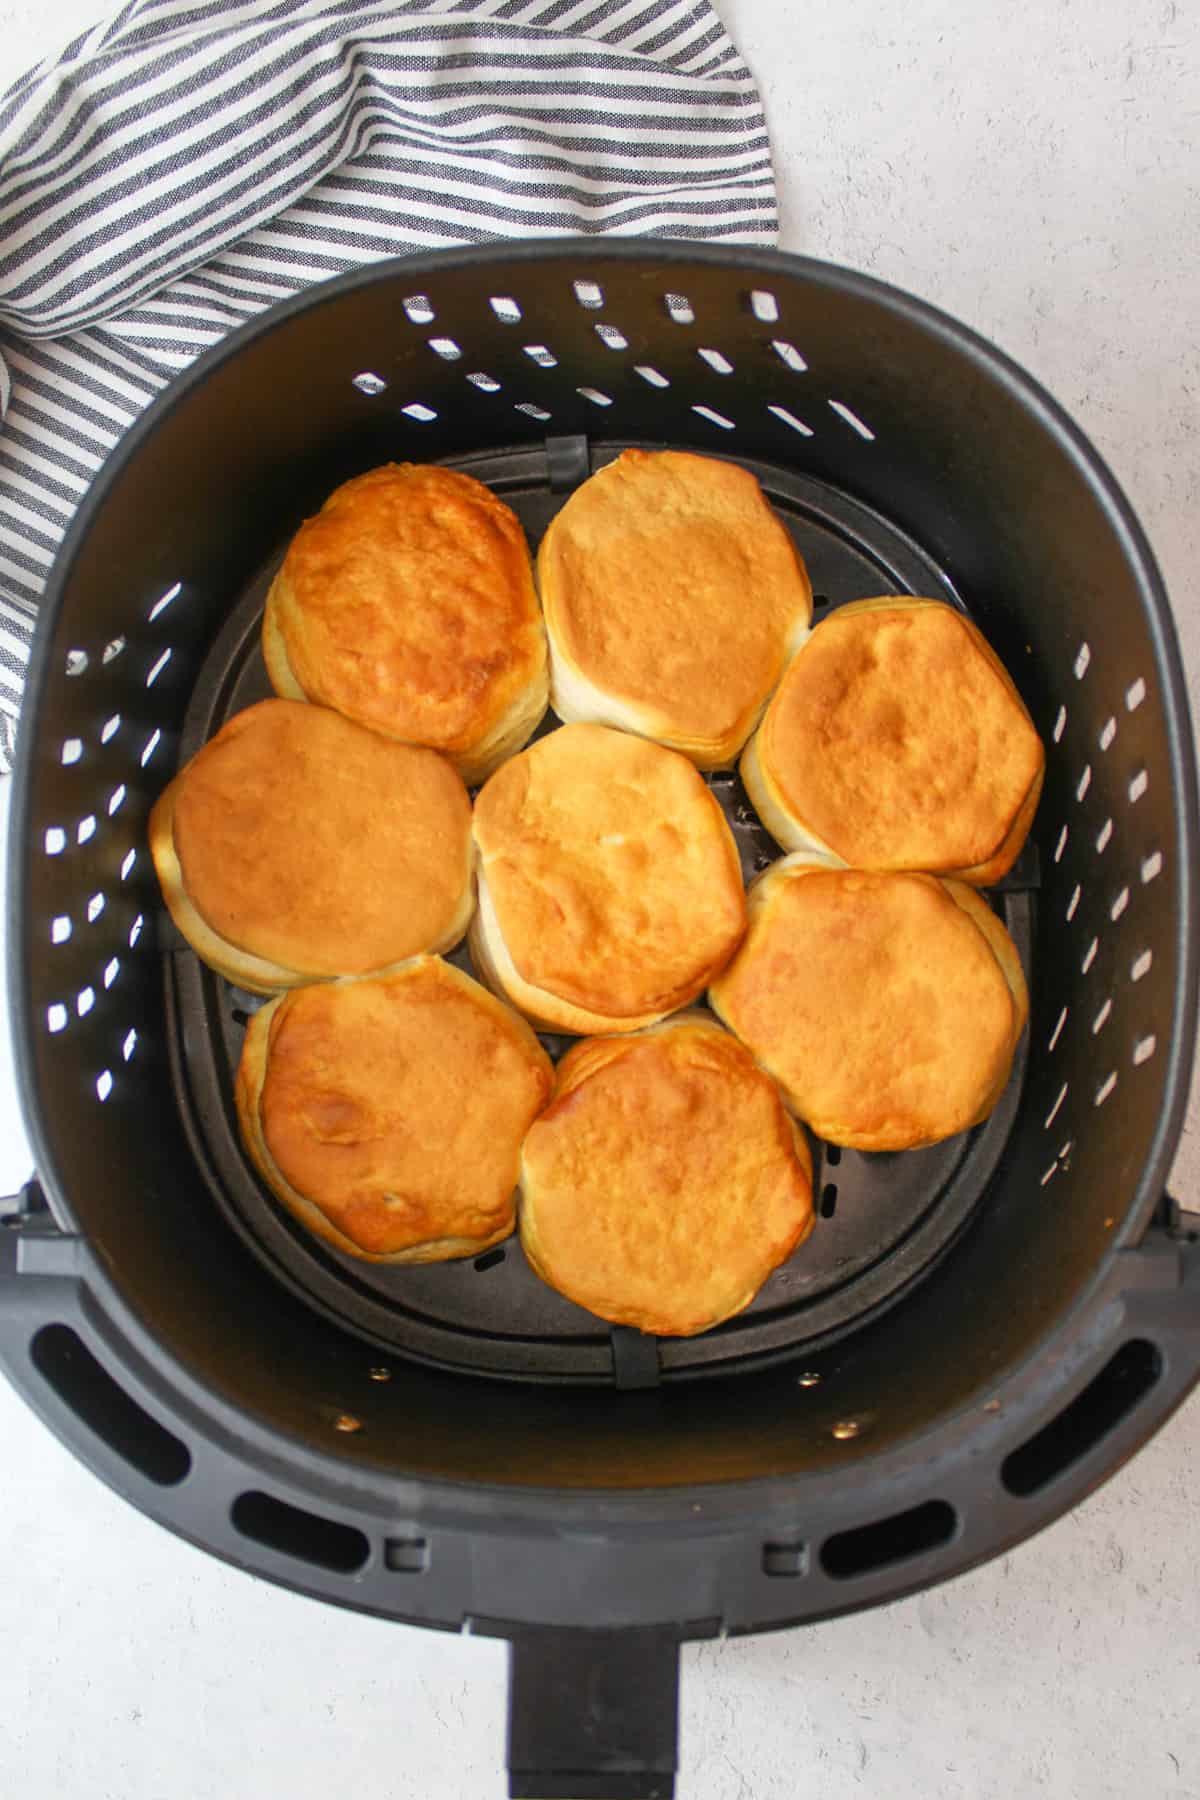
1001;1339;1161;1497
31;1325;191;1487
231;1491;369;1573
820;1500;956;1579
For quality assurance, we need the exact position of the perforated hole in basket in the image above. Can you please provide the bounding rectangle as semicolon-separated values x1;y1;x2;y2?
829;400;875;440
769;405;813;437
595;324;628;351
772;339;807;373
1095;1070;1118;1107
467;372;501;393
698;347;733;374
1048;1007;1068;1053
523;345;557;368
147;582;181;622
635;365;670;388
428;337;461;361
692;404;735;431
665;292;695;325
352;372;387;396
750;289;779;322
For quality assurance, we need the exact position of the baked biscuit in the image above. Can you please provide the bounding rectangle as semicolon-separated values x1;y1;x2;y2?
710;855;1028;1151
519;1014;815;1334
150;698;473;992
538;449;812;768
741;598;1044;883
264;463;547;784
235;958;553;1262
470;722;747;1034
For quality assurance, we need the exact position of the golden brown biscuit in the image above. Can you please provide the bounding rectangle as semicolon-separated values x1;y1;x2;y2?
710;855;1028;1151
264;463;548;784
741;598;1044;883
538;449;812;769
519;1014;815;1334
236;958;553;1262
470;722;747;1034
150;698;473;993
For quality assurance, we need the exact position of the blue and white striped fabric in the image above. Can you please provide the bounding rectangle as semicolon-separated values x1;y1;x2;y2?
0;0;777;770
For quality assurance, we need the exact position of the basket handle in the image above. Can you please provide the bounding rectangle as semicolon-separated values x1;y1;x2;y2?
508;1627;680;1799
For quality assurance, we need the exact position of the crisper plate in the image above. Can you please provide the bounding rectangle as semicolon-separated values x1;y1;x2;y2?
164;439;1036;1384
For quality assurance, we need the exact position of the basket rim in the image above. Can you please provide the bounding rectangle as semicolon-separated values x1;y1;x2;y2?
8;238;1198;1403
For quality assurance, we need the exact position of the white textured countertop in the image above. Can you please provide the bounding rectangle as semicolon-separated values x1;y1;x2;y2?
1;2;1198;1796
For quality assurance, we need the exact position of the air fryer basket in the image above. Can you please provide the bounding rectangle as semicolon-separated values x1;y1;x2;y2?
3;243;1197;1800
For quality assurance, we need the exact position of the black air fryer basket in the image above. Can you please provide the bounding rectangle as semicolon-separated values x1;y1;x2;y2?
3;243;1198;1799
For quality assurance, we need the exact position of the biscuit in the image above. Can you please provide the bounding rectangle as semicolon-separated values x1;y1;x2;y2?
519;1014;815;1334
710;855;1028;1150
538;449;812;768
235;958;553;1262
150;698;473;992
264;463;547;784
470;722;747;1034
741;598;1044;882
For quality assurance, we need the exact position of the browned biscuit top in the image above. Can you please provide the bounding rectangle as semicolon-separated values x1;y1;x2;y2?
267;463;544;758
756;600;1043;873
164;698;472;978
710;862;1025;1150
473;722;747;1020
539;449;811;753
519;1016;814;1335
245;960;552;1259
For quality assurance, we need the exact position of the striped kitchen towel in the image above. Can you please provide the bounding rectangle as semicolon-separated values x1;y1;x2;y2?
0;0;777;771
